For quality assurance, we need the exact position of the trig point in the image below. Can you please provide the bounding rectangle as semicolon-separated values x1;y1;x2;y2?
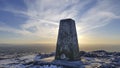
55;18;80;61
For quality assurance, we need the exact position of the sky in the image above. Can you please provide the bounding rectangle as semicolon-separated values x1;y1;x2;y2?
0;0;120;46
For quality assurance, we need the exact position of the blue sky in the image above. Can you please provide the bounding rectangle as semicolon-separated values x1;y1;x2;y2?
0;0;120;45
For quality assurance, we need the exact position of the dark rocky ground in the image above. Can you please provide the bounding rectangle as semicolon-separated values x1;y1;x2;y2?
0;50;120;68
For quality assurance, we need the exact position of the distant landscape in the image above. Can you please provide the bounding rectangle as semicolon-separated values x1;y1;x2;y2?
0;44;120;60
0;44;120;55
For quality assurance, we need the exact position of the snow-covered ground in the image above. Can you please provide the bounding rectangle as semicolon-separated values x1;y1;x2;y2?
0;50;120;68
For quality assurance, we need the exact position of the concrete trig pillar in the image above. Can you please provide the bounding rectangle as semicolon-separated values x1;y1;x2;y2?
55;19;80;61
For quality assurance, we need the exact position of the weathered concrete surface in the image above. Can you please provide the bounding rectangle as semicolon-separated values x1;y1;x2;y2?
55;19;80;61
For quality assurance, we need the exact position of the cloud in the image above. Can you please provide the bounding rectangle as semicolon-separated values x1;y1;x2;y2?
0;22;31;35
0;0;120;38
76;0;120;34
19;0;92;37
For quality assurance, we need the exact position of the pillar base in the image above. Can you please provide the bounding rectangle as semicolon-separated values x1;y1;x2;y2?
52;60;84;68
